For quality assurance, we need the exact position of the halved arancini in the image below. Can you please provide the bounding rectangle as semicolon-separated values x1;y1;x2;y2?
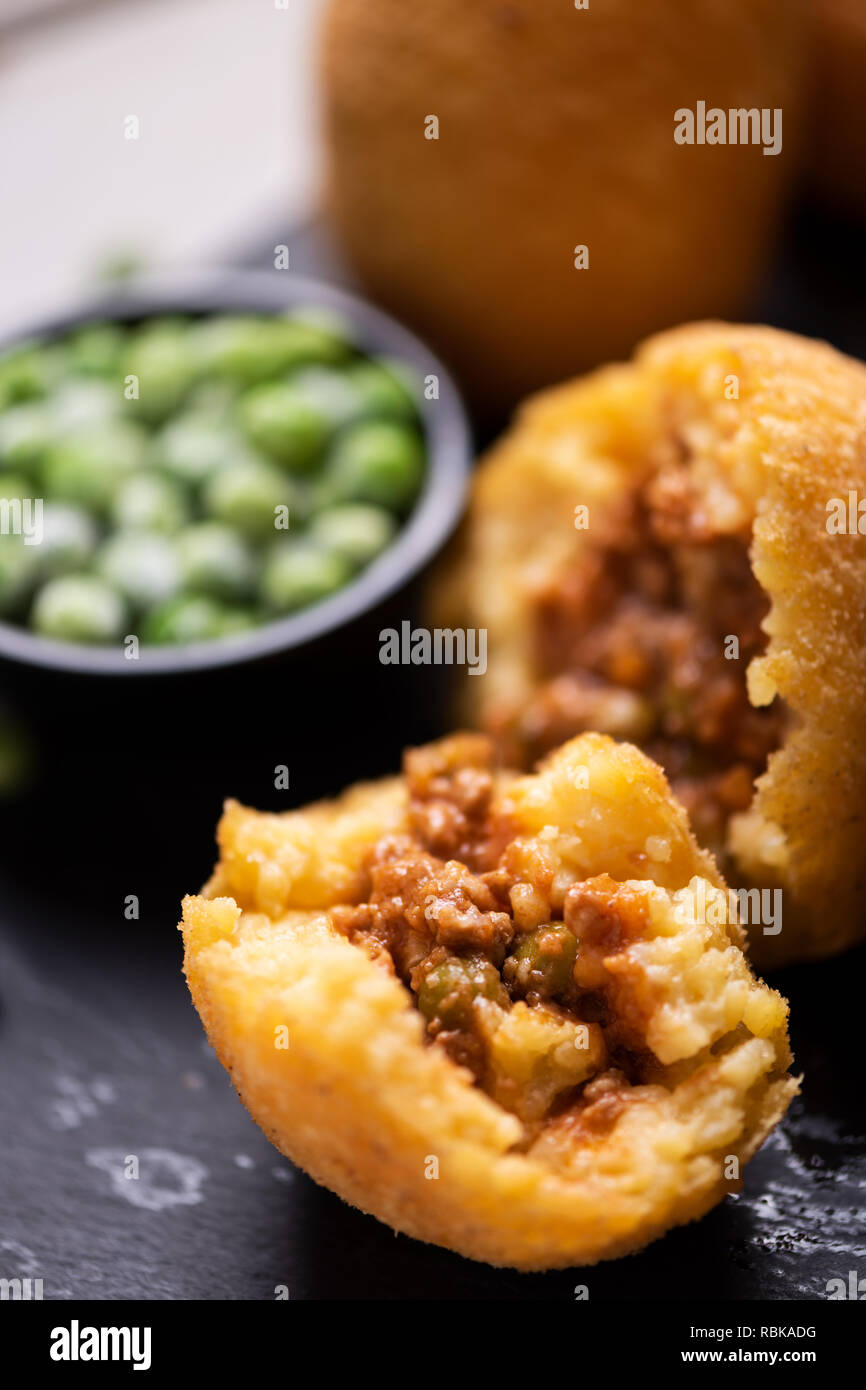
180;732;796;1270
435;322;866;965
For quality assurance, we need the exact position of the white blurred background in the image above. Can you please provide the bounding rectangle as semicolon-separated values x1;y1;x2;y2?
0;0;325;331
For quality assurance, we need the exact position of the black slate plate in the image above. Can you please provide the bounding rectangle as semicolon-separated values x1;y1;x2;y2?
1;202;865;1301
1;866;864;1302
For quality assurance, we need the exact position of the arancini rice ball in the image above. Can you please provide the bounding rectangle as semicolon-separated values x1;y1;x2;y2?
320;0;808;411
434;321;866;966
181;732;795;1269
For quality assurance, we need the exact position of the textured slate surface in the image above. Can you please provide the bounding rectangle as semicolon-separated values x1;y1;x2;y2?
1;202;865;1301
1;866;864;1301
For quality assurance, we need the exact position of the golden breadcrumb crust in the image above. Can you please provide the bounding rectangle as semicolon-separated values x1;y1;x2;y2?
181;734;795;1269
436;323;866;966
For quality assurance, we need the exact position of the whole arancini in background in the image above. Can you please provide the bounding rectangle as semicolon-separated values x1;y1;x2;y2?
809;0;866;217
320;0;808;414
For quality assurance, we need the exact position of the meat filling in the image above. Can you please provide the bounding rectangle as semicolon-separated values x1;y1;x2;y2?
514;469;786;860
332;737;655;1132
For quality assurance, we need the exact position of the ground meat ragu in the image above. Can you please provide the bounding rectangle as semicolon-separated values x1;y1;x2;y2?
332;844;514;978
331;737;653;1132
520;469;786;859
332;469;785;1129
402;733;510;871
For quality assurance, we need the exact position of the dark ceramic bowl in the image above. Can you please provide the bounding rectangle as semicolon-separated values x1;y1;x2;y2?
0;270;472;894
0;268;471;674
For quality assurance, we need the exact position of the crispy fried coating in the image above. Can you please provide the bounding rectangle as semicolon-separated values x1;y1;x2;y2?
436;323;866;966
181;734;795;1270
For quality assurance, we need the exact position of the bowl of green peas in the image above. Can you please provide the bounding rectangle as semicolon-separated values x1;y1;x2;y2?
0;270;471;675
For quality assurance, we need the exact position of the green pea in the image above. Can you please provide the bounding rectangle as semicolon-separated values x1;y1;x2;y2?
50;380;119;432
324;421;424;511
0;403;52;472
416;954;506;1028
309;504;396;570
504;924;577;999
142;594;229;645
158;413;244;485
97;531;182;610
282;477;315;527
203;458;293;540
31;574;127;644
42;422;148;512
239;383;330;471
0;538;38;615
123;325;196;423
260;541;351;613
0;489;41;577
289;307;356;359
195;315;348;386
176;522;256;601
66;322;126;378
193;318;264;384
112;471;189;533
288;366;364;429
187;380;239;419
347;357;419;422
193;317;274;384
37;503;100;578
